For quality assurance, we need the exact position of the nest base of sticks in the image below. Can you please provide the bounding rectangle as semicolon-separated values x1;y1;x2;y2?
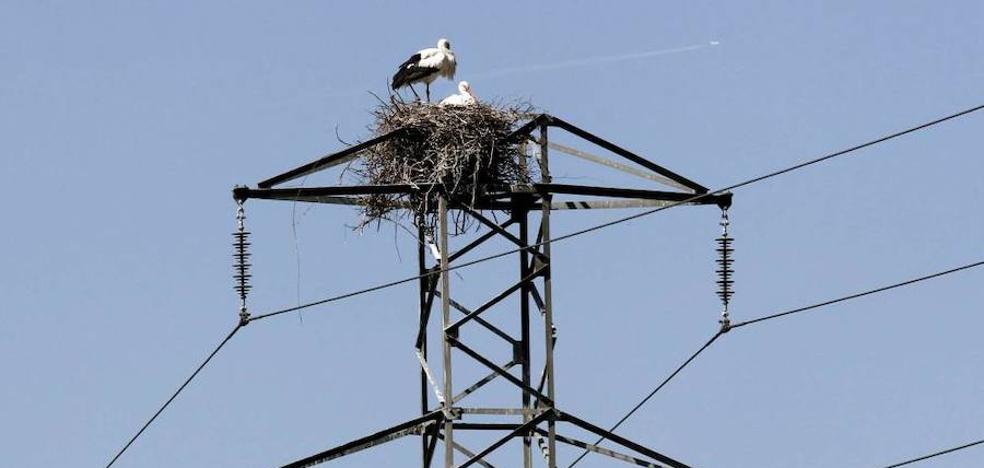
350;99;537;234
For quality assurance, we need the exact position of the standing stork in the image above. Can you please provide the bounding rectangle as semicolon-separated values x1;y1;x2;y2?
391;38;456;102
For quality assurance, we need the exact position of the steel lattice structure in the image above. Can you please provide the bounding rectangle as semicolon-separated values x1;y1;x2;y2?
234;114;731;468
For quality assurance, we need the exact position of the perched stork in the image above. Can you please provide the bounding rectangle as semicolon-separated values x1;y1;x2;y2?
439;81;477;106
391;38;457;102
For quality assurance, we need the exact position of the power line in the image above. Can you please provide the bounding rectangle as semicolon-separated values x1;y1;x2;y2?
881;437;984;468
106;102;984;465
105;324;243;468
250;274;424;321
568;259;983;466
250;102;984;323
567;331;724;468
731;260;984;329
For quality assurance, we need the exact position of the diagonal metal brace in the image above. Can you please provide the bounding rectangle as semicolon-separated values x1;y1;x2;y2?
458;206;548;263
281;411;443;468
445;265;545;334
415;270;439;350
434;432;497;468
446;219;514;263
458;410;554;468
542;140;692;193
416;350;446;405
424;422;440;467
449;337;553;405
258;129;408;188
435;291;517;345
451;361;518;404
547;117;707;193
555;411;691;468
533;428;666;467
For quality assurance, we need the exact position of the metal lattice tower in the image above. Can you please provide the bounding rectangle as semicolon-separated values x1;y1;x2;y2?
234;113;731;468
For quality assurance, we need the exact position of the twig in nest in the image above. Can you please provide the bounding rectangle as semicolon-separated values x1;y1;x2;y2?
350;98;537;235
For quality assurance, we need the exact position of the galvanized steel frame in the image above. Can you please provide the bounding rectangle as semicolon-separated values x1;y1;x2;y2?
238;115;730;467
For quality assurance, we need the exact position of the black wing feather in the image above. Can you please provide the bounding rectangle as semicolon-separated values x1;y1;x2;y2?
391;53;439;90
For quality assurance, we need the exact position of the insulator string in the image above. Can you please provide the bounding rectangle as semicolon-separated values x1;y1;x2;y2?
233;201;252;325
716;208;734;329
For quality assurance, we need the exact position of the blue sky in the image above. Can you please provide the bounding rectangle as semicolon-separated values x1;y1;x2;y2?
2;1;983;467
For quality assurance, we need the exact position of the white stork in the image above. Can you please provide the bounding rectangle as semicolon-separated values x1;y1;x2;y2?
439;81;477;106
391;38;457;102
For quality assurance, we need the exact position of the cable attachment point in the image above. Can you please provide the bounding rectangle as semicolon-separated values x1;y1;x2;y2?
716;207;734;331
233;200;252;325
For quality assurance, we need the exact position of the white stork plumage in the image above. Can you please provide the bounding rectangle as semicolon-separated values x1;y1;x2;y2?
439;81;477;106
391;38;457;102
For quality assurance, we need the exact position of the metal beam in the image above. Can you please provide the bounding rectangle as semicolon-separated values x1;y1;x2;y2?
237;184;431;200
504;114;552;143
236;185;526;211
265;195;726;211
449;337;552;405
550;199;676;210
556;411;691;468
536;183;722;203
439;196;455;466
280;411;442;468
547;116;708;193
445;266;544;334
435;433;496;468
532;429;665;467
415;273;438;350
417;226;432;468
458;408;534;416
458;410;553;468
453;423;524;431
233;184;731;210
518;204;534;468
446;219;515;263
451;361;518;404
539;123;558;468
258;129;407;188
424;422;440;468
434;291;517;345
545;141;693;193
529;284;545;315
459;206;548;263
416;350;446;405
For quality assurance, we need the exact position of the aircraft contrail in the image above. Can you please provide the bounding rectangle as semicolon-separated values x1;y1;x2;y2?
324;41;719;99
472;41;720;79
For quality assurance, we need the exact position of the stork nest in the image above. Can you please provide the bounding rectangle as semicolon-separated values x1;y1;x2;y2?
348;98;537;235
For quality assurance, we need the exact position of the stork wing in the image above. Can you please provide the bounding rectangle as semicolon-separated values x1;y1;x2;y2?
397;52;422;69
392;52;437;89
439;94;463;106
416;49;446;69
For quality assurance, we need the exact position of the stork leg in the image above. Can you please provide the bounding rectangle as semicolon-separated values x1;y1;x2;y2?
408;84;421;101
425;83;431;102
